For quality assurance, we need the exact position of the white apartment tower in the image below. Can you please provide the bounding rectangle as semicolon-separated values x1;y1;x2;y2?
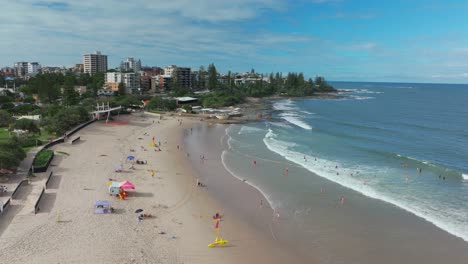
27;62;41;75
83;51;108;75
120;57;141;72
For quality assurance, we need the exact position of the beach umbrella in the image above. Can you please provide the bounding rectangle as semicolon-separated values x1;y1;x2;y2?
127;155;135;160
119;180;135;190
135;209;143;213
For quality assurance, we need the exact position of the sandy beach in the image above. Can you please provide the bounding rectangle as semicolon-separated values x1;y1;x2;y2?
2;111;468;264
0;113;301;264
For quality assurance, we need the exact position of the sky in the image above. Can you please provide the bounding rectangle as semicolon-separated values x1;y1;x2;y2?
1;0;468;83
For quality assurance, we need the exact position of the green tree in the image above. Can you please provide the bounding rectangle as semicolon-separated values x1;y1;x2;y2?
0;96;13;104
0;110;13;127
1;102;15;111
0;138;26;169
207;63;219;90
23;96;35;104
198;65;206;90
118;82;126;96
12;104;40;115
170;68;181;90
63;83;79;106
14;119;40;134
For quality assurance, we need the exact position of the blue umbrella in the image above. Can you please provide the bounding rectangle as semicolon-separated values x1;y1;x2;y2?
127;155;135;160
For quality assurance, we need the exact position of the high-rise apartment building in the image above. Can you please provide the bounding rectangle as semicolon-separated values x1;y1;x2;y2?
164;65;191;89
27;62;41;75
83;51;108;75
120;57;141;72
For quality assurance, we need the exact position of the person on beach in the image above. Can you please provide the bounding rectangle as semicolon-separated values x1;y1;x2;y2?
177;145;179;150
304;155;307;162
340;196;345;205
284;167;289;176
273;208;280;223
253;160;257;168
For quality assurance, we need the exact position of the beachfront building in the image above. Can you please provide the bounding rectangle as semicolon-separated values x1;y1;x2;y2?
120;57;141;73
83;51;108;75
105;72;140;94
152;74;171;92
139;74;152;93
164;65;191;89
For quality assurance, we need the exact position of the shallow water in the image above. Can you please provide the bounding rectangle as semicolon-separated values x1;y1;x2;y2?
223;82;468;242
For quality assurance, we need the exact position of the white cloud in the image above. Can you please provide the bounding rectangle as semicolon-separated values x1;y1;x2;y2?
0;0;317;70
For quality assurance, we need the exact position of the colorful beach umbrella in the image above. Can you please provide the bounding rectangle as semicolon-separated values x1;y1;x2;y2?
119;180;135;190
127;155;135;160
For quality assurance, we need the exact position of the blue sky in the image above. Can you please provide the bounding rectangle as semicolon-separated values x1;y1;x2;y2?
2;0;468;83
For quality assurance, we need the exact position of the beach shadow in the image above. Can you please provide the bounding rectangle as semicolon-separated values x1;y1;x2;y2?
69;139;86;145
11;183;32;200
0;204;22;237
37;192;57;213
111;208;126;214
130;192;154;198
47;175;62;189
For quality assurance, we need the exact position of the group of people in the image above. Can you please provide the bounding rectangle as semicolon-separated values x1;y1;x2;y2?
136;160;147;165
0;185;7;193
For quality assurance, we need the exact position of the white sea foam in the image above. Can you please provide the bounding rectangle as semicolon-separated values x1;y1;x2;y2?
279;113;313;130
350;95;375;100
273;99;297;111
221;150;276;209
463;173;468;180
238;125;264;135
262;130;468;242
269;122;293;129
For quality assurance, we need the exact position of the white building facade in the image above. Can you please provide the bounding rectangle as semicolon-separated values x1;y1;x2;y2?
120;57;141;72
27;62;41;75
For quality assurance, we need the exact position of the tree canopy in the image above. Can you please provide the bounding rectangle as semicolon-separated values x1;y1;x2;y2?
0;138;26;170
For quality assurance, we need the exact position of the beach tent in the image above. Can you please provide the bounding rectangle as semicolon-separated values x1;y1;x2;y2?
94;200;112;214
119;181;135;190
108;181;121;195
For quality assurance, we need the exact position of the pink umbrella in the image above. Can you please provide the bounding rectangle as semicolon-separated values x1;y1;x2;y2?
119;180;135;190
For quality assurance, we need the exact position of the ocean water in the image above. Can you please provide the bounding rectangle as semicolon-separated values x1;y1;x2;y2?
221;82;468;242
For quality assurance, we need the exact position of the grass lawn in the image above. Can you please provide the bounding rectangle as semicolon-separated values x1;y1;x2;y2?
0;128;12;143
0;127;56;152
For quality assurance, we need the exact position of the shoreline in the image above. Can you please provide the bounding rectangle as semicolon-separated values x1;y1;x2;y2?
184;120;468;263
